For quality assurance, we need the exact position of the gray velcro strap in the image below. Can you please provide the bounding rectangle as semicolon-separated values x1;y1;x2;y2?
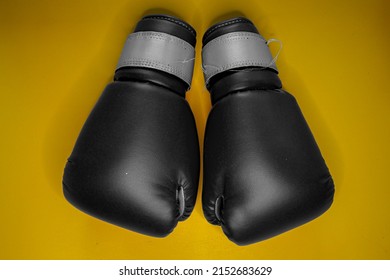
116;31;195;87
202;32;278;85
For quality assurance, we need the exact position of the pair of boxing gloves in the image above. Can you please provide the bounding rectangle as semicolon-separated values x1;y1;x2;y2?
62;15;334;245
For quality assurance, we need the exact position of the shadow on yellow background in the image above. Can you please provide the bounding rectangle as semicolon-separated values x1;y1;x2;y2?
0;0;388;259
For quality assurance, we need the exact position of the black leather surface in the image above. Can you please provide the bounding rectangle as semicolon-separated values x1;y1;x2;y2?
135;15;196;47
63;81;199;237
203;89;334;245
114;67;189;97
202;16;334;245
208;69;282;104
202;17;258;46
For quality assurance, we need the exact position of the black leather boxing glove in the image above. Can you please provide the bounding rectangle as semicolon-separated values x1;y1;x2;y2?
202;17;334;245
63;15;199;237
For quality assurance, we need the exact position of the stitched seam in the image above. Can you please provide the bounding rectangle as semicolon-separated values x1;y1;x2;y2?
118;59;187;79
203;33;265;51
144;16;196;35
119;32;195;84
205;60;276;78
202;32;274;82
204;18;252;38
128;32;193;49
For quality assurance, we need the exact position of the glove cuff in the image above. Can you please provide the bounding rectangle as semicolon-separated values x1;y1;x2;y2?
202;31;277;86
116;15;196;87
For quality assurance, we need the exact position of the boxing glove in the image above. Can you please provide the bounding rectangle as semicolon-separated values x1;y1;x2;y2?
202;17;334;245
63;15;200;237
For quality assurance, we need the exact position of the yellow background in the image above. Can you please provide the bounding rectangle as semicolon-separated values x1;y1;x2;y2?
1;0;389;259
